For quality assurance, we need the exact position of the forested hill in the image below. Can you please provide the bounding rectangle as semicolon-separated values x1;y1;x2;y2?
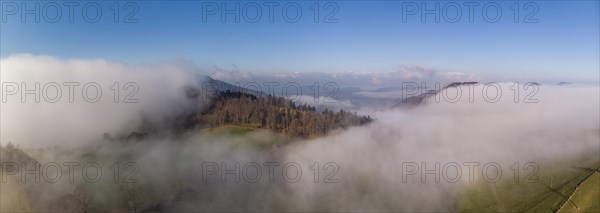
194;91;373;137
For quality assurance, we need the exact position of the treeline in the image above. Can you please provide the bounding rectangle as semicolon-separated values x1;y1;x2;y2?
0;142;38;166
194;91;373;137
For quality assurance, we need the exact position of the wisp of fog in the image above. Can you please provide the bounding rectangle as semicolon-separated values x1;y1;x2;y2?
1;55;598;211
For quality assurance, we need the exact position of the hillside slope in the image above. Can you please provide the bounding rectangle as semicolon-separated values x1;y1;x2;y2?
194;91;373;138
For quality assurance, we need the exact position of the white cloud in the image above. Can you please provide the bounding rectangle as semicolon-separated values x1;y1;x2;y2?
210;70;254;81
1;55;598;211
1;54;205;147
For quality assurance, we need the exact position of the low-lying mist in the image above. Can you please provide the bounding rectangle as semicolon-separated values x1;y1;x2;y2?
1;55;598;212
1;54;208;147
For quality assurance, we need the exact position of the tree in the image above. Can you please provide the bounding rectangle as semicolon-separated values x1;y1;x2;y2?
121;183;145;213
224;110;231;124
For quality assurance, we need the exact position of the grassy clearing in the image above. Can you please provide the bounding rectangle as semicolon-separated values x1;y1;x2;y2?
203;125;287;150
206;125;256;136
558;172;600;212
458;154;599;212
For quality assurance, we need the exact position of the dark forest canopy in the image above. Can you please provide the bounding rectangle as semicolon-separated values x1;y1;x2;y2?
194;91;373;138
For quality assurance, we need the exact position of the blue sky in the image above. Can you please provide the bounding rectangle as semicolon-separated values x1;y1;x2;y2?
1;1;598;83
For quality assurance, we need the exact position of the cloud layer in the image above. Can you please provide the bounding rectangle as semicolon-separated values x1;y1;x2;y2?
1;54;206;147
1;55;598;211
